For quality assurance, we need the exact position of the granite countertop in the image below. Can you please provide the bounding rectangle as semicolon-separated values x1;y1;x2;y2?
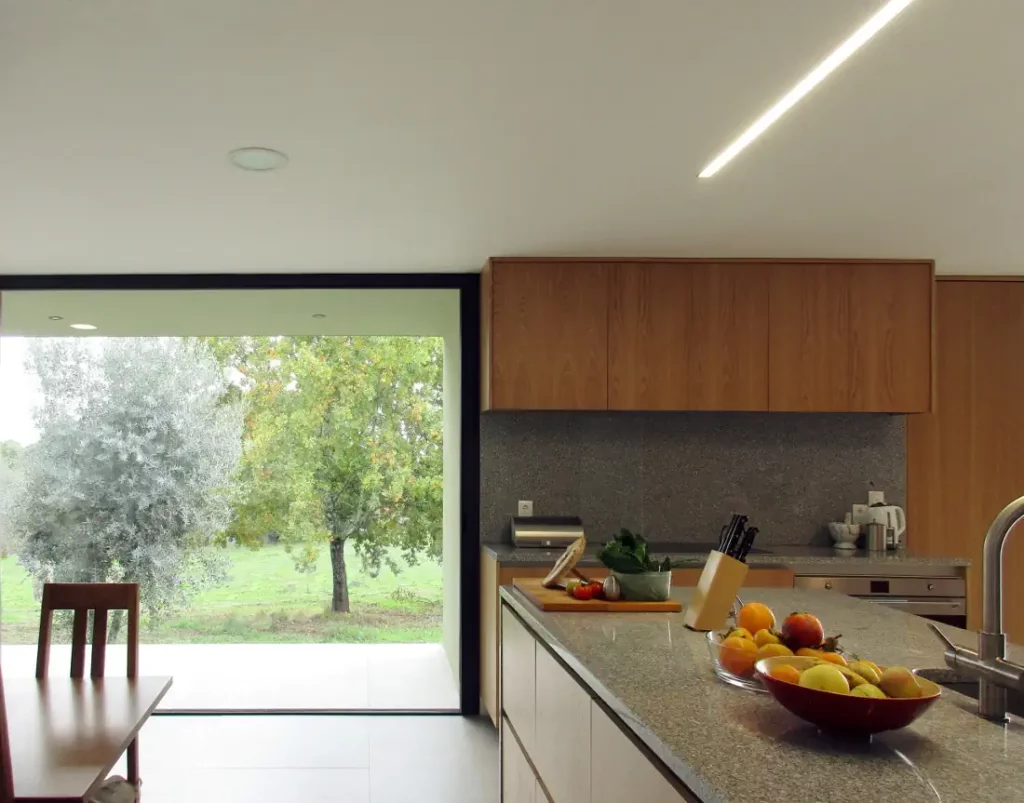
484;542;971;568
500;585;1022;803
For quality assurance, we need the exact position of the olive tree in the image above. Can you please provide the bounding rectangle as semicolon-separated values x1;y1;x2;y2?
9;338;243;620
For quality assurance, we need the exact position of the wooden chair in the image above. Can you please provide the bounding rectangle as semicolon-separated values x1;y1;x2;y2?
36;583;142;786
0;664;14;803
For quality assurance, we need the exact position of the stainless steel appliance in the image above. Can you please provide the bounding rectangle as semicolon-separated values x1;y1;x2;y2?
510;516;584;548
794;575;967;627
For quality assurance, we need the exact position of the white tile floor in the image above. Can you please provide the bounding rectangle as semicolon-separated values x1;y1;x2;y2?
0;642;460;711
112;715;498;803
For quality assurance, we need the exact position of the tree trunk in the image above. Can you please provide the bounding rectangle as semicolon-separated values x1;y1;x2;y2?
329;537;350;613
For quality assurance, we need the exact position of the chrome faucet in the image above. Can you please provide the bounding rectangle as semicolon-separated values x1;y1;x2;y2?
929;495;1024;721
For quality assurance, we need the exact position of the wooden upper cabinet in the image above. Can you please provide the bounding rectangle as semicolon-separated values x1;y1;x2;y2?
849;262;933;412
608;263;768;410
483;259;609;411
768;261;933;413
768;264;853;412
483;258;932;413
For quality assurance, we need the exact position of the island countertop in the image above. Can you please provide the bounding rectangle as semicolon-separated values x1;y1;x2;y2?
500;585;1022;803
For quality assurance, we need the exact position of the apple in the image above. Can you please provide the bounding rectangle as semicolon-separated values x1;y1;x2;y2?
781;612;825;650
798;663;850;695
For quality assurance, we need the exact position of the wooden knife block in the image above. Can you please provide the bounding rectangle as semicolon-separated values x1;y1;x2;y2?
683;550;749;631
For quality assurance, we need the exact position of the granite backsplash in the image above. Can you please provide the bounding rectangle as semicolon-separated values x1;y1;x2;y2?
480;412;905;547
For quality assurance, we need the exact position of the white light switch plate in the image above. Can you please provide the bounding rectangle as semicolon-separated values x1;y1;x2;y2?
517;500;534;517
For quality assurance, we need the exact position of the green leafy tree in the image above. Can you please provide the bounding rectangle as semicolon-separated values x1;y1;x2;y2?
207;336;443;613
8;338;244;620
0;440;26;556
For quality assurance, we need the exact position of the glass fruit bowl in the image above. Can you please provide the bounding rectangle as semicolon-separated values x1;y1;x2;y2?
705;630;767;693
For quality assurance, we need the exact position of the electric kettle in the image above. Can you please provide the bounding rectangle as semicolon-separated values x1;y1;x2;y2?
867;504;906;545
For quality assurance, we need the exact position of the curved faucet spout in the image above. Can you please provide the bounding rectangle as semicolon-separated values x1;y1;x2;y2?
982;496;1024;637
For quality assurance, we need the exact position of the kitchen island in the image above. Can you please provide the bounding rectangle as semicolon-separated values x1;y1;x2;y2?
499;585;1023;803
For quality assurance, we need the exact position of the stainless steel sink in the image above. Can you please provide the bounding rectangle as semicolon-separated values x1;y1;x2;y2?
915;668;1024;718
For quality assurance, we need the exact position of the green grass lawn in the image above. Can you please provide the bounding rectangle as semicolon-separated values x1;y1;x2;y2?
0;544;443;644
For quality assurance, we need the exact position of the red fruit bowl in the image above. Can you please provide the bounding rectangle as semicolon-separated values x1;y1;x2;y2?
755;657;942;735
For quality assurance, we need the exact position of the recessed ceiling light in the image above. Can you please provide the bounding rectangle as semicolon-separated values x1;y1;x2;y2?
70;323;97;330
698;0;919;178
229;147;289;172
48;315;63;321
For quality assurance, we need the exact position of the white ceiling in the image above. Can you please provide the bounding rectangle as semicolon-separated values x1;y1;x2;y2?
1;1;1020;276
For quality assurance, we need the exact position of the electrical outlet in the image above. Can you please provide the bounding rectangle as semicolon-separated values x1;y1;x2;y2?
517;500;534;517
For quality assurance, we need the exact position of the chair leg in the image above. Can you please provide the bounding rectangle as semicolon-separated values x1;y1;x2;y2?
127;737;140;786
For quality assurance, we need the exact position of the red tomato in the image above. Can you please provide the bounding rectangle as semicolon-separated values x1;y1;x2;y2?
573;584;596;601
781;612;825;649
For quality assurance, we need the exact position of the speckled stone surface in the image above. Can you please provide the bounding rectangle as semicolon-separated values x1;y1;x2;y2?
484;543;971;568
500;585;1020;803
480;411;906;546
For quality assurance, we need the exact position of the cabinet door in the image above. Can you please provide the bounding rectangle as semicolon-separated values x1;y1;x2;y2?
488;260;609;410
502;607;537;754
608;263;768;410
849;262;932;412
534;647;591;803
908;280;1024;635
591;702;684;803
502;718;537;803
768;263;852;412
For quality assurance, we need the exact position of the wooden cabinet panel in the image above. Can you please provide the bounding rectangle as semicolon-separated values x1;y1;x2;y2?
502;718;537;803
591;703;684;803
849;262;933;412
535;647;591;803
608;263;768;410
486;260;609;410
908;280;1024;636
768;263;852;412
770;261;933;412
501;607;537;754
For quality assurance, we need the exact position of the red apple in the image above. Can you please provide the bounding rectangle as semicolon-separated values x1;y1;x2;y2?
781;612;824;650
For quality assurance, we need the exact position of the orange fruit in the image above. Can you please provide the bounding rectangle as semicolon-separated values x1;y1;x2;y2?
720;636;759;677
819;652;848;667
769;664;802;685
796;648;823;658
757;643;794;659
737;602;776;636
753;629;781;648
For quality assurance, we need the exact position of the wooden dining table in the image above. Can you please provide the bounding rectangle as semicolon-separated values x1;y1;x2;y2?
6;676;172;802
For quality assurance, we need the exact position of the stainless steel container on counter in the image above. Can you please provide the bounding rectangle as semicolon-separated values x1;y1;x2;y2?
509;516;584;548
866;522;887;552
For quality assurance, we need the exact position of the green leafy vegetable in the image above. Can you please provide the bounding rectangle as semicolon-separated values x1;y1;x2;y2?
597;528;673;574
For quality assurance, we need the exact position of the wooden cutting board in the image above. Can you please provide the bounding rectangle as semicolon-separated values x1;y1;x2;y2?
513;578;682;612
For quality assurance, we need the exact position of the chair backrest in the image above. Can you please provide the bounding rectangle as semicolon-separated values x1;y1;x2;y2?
0;664;14;803
36;583;140;680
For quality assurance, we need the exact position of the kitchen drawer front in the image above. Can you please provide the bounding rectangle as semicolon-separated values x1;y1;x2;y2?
502;607;537;754
502;717;538;803
535;647;592;803
794;576;965;597
591;702;690;803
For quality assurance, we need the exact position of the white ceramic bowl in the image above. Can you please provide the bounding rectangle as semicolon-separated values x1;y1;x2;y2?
828;522;861;549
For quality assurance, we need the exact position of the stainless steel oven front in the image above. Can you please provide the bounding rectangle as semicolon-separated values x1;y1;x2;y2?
793;575;967;628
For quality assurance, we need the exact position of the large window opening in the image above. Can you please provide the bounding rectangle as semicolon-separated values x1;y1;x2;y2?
0;288;464;712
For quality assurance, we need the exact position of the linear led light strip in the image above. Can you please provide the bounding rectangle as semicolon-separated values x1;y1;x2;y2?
698;0;919;178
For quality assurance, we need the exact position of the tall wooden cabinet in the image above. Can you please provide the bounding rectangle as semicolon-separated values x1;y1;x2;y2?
908;279;1024;637
482;258;933;413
